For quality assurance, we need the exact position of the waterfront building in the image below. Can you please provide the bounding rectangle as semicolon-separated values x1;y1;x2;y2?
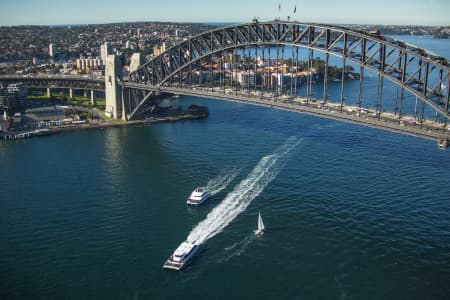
233;71;256;87
261;73;294;91
25;107;66;125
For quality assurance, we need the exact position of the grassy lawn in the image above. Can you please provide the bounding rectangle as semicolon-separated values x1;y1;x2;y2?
28;90;106;110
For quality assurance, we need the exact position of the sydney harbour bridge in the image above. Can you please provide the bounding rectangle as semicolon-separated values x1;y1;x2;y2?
1;20;449;145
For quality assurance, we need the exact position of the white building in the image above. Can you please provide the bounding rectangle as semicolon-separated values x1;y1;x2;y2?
75;57;103;71
223;62;232;70
235;71;256;87
266;73;294;91
125;41;137;50
49;43;56;57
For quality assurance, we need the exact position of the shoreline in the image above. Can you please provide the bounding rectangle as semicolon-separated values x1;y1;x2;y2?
1;113;208;141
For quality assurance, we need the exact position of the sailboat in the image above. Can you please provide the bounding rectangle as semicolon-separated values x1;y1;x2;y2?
254;212;265;236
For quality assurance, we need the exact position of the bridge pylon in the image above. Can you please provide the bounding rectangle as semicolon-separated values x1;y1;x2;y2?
130;53;144;73
105;54;123;119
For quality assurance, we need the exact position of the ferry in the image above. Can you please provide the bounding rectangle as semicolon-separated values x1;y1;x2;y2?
187;187;211;205
163;241;201;270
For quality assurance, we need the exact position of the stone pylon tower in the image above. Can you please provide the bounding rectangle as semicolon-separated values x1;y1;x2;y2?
105;54;122;119
130;53;144;73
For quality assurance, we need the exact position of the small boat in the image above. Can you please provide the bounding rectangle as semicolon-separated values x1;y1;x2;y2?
187;187;211;206
254;211;265;236
163;241;201;271
438;138;448;150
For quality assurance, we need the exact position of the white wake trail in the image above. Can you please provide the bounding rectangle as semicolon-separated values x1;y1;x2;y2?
187;137;301;244
218;234;255;263
206;168;240;195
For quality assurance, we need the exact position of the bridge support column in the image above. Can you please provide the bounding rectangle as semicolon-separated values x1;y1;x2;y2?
130;53;144;73
121;90;127;122
105;54;123;119
46;88;51;98
69;88;73;99
90;90;96;106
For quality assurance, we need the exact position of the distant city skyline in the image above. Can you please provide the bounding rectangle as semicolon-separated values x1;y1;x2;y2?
0;0;449;26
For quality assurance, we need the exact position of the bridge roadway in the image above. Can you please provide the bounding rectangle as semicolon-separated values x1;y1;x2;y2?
0;75;104;90
124;82;450;141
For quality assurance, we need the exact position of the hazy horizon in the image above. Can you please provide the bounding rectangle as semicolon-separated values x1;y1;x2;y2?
0;0;449;27
0;19;448;28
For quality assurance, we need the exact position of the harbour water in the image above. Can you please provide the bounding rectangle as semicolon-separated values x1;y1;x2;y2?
1;36;450;299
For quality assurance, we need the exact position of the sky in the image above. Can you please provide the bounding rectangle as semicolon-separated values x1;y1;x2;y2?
0;0;449;26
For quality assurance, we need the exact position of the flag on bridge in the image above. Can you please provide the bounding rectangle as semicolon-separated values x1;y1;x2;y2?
279;3;281;13
294;5;297;14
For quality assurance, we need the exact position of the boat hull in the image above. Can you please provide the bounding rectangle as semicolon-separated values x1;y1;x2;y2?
186;188;211;206
162;260;184;271
254;229;264;236
163;243;201;271
186;194;211;206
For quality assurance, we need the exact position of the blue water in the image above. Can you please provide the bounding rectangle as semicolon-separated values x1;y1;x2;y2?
389;35;450;59
1;36;450;299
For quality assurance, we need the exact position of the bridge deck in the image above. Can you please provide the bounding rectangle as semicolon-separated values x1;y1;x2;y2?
155;86;450;141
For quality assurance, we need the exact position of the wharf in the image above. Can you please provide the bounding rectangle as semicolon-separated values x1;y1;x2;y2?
1;113;207;141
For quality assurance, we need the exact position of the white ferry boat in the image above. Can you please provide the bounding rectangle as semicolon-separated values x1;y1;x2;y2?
187;187;211;205
163;241;201;270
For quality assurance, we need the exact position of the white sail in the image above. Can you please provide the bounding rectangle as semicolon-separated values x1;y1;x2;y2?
258;212;265;231
254;212;265;235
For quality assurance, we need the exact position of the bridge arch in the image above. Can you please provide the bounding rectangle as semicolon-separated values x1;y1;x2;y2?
129;21;449;122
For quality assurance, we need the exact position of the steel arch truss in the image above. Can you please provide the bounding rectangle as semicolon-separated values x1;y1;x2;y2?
129;21;450;120
122;84;155;120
